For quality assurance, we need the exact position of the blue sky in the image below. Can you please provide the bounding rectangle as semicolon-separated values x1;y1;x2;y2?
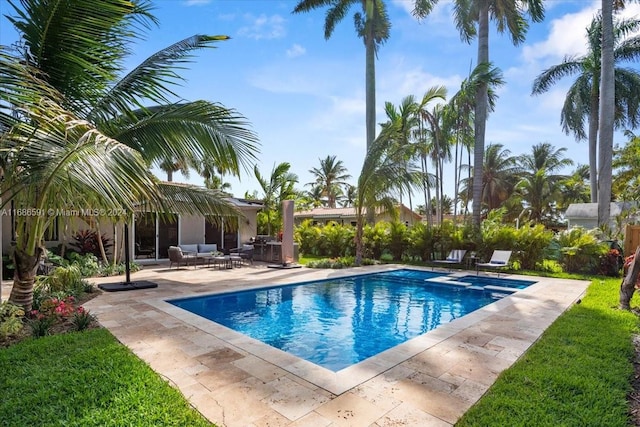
2;0;640;203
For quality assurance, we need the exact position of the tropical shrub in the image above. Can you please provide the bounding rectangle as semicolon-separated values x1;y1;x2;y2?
599;248;623;277
27;296;95;337
388;221;408;261
295;220;322;256
363;222;390;260
39;264;85;296
479;208;517;262
71;229;112;258
405;222;435;261
319;222;355;258
513;223;554;270
0;301;24;339
71;307;96;331
555;227;608;274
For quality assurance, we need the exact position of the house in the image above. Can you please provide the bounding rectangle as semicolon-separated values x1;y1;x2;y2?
564;202;639;229
294;204;422;227
1;186;263;264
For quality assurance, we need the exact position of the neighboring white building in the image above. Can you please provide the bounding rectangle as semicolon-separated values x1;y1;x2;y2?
565;202;639;229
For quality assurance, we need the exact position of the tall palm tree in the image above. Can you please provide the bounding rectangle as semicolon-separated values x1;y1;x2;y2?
307;155;352;208
532;14;640;203
254;163;299;235
434;0;545;227
516;143;572;223
447;63;504;219
354;133;420;265
413;87;447;225
3;0;259;309
293;0;391;152
379;96;419;211
599;0;615;226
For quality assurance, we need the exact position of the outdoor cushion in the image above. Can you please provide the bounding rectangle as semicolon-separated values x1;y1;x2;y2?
179;244;198;254
198;244;217;253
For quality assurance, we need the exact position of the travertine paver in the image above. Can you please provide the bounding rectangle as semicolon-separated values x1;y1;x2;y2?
4;262;589;426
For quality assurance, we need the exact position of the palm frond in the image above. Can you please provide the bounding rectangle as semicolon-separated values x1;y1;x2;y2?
89;34;230;122
106;101;259;176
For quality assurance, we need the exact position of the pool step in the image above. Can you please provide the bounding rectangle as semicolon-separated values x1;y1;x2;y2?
484;285;517;293
425;278;470;288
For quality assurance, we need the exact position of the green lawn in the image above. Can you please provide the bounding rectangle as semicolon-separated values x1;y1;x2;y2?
457;277;639;426
0;328;214;426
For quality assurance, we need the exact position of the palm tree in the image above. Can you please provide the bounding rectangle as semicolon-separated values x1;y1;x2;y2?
516;143;572;223
559;164;591;210
613;132;640;201
532;14;640;203
354;133;420;265
3;0;259;309
433;0;545;227
254;163;299;235
307;155;352;208
599;0;615;226
413;87;447;225
293;0;391;152
447;63;504;219
341;184;357;207
7;0;258;177
379;96;419;211
459;143;520;213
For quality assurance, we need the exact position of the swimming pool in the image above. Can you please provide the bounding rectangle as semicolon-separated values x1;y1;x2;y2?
169;269;522;371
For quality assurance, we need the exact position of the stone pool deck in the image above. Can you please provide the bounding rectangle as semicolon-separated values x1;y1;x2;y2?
74;263;587;426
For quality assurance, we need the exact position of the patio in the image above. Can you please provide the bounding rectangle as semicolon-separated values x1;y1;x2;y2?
73;263;587;426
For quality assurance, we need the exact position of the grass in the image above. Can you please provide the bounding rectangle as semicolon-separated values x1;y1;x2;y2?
457;276;639;426
0;328;214;426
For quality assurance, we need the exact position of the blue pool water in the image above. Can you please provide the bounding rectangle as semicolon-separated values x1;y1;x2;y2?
168;269;525;371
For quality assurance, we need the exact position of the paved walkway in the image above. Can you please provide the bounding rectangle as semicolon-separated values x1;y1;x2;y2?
73;263;589;426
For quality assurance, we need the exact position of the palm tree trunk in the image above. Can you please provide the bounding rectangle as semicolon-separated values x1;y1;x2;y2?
588;84;599;203
365;17;376;152
472;3;490;227
598;0;614;226
620;246;640;310
355;211;364;266
9;247;44;311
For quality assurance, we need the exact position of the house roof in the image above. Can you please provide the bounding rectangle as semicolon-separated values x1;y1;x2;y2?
565;202;637;219
295;205;422;221
295;207;357;218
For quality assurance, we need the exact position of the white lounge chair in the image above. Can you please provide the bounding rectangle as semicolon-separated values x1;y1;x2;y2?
433;249;467;271
476;250;512;276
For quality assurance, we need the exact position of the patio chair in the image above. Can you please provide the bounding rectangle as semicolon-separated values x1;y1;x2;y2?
432;249;467;271
168;246;196;269
476;250;512;276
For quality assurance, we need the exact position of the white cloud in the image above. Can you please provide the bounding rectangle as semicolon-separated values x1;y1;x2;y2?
286;44;306;58
523;1;640;65
238;14;286;40
523;6;598;63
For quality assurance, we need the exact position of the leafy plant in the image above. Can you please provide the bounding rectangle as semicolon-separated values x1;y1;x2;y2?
0;301;25;339
555;227;608;274
71;307;95;331
70;229;112;258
